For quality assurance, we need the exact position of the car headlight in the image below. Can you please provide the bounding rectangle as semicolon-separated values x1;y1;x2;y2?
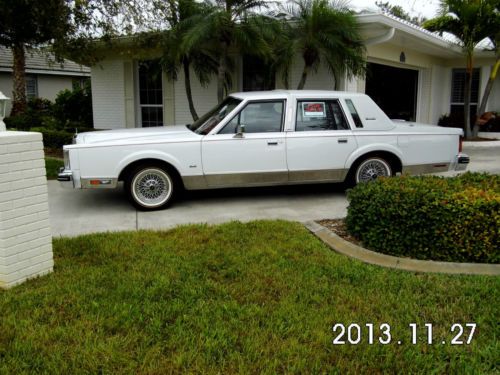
63;149;70;170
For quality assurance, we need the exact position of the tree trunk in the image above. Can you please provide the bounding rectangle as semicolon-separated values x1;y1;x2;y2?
472;57;499;137
297;64;310;90
11;43;27;116
183;58;198;121
217;42;228;103
463;54;473;139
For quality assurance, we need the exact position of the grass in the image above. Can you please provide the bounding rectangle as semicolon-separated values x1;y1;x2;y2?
44;157;64;180
0;220;498;374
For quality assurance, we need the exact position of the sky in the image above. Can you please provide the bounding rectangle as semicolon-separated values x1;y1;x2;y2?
349;0;441;19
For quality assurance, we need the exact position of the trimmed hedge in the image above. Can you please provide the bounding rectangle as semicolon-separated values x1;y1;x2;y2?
345;173;499;264
31;127;74;149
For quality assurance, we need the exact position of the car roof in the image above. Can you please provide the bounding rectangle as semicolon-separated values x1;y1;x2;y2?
229;90;366;100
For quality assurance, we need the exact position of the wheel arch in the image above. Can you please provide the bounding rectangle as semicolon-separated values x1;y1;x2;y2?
118;158;184;188
345;145;403;173
345;150;403;183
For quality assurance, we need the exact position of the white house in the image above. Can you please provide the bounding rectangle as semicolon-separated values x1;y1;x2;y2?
0;47;90;114
87;11;499;130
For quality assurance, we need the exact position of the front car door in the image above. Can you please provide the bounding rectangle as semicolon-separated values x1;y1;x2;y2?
202;100;288;187
286;98;357;183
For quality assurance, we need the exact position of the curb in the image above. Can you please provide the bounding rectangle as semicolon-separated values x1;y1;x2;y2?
304;221;500;276
463;141;500;148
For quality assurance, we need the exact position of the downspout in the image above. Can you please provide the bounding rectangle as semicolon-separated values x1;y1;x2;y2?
364;27;395;46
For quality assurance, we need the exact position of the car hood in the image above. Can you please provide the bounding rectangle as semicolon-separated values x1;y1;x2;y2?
74;125;200;145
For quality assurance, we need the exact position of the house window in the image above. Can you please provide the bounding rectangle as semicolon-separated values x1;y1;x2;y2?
72;77;90;90
26;75;38;100
138;60;163;127
450;68;480;117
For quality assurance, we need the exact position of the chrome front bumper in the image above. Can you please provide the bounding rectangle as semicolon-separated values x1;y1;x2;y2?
57;167;75;188
452;153;470;171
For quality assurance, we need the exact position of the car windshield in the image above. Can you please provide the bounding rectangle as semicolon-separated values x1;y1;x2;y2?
189;97;242;135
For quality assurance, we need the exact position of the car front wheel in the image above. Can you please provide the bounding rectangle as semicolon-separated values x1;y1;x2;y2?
126;166;175;210
355;157;392;184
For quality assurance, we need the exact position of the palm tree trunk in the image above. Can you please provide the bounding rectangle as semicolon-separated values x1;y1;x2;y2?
473;57;499;137
217;42;228;103
297;64;310;90
183;59;198;121
463;54;473;139
11;43;27;116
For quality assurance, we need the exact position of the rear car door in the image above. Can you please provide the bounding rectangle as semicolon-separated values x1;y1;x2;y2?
286;98;357;182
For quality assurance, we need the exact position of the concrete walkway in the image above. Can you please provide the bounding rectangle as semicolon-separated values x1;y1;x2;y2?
48;144;500;237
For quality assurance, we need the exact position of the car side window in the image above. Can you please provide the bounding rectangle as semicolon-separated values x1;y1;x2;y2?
345;99;363;128
219;101;284;134
295;100;349;131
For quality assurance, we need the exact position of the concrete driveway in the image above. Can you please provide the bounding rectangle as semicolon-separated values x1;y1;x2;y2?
48;143;500;237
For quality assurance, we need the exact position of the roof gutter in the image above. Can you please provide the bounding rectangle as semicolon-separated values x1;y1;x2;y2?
364;27;395;46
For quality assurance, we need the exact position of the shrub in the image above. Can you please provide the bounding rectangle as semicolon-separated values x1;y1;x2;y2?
31;127;74;149
345;173;500;264
52;80;93;128
4;98;54;130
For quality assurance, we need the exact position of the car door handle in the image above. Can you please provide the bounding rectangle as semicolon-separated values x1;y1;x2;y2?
267;141;279;146
338;139;348;143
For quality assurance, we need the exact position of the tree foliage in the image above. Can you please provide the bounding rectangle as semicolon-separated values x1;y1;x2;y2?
181;0;278;102
159;0;219;120
281;0;366;90
0;0;72;114
375;1;426;25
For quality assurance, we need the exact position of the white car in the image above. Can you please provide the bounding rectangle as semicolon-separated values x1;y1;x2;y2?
58;90;469;210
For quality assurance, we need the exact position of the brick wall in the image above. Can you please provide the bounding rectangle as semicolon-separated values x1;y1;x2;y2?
0;131;53;289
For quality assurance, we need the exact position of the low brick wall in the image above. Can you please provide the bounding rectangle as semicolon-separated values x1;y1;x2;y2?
0;131;53;289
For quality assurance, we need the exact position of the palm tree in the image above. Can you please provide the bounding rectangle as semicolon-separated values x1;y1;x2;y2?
160;0;219;121
280;0;365;90
182;0;276;103
424;0;498;139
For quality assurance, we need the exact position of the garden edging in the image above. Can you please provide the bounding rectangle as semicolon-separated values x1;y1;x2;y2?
304;221;500;276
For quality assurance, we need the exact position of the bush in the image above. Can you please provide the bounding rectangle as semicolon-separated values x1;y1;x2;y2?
52;80;93;128
4;98;54;130
5;82;93;131
31;127;74;149
345;173;500;264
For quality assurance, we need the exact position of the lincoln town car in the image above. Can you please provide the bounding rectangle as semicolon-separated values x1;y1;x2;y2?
58;90;469;210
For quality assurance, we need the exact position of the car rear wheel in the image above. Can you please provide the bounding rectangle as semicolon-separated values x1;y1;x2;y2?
355;157;392;184
126;166;175;210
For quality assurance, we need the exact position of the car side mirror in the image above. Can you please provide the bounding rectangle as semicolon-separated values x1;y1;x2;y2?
233;124;246;138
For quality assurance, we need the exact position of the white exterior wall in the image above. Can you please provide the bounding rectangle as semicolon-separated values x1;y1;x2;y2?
37;75;74;101
417;68;432;124
91;60;126;129
480;65;500;113
0;131;53;289
173;68;219;125
287;55;336;90
487;72;500;112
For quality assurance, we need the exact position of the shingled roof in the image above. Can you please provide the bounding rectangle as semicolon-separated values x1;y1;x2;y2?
0;47;90;76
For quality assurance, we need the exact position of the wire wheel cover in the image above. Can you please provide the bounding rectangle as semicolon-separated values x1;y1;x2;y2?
356;159;391;183
132;169;172;207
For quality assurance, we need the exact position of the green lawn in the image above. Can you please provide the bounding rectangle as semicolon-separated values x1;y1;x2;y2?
0;221;498;374
44;157;64;180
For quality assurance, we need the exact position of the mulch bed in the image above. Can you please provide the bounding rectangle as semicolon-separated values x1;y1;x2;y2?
316;218;364;247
